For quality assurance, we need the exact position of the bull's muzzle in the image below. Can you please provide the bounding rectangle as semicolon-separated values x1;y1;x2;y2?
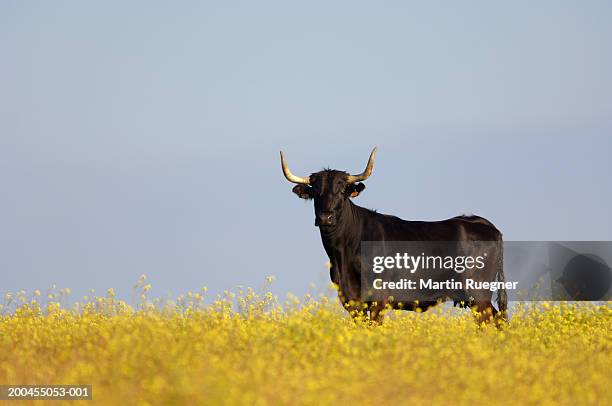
315;212;335;227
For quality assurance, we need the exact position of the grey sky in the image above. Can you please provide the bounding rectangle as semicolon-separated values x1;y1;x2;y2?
1;1;611;301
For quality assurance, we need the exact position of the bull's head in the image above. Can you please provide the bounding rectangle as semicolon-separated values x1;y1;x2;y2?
280;147;377;227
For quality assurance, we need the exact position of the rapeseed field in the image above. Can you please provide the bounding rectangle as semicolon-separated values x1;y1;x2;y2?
1;276;610;405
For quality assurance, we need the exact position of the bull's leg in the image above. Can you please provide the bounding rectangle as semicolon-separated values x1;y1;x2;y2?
349;304;368;322
338;295;368;322
493;307;508;329
472;301;497;325
368;302;386;324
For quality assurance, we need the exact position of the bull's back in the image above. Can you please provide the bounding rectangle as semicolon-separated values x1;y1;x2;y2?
367;212;501;242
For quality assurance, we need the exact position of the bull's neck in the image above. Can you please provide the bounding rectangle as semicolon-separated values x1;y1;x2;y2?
318;199;364;252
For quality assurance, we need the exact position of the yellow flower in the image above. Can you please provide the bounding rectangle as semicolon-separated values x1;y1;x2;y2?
0;281;608;405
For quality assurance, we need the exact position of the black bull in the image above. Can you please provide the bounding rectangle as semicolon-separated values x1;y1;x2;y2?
281;148;507;324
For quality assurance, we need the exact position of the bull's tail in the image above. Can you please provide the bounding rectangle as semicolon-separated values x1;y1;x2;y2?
496;240;508;319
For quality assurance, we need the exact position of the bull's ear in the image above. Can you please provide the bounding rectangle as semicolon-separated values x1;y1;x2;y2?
292;184;313;199
348;182;366;198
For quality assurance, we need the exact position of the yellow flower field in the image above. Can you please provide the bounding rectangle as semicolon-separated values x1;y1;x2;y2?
1;279;610;405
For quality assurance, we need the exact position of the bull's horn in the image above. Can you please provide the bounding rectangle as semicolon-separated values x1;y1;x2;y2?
280;151;310;184
347;147;377;183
